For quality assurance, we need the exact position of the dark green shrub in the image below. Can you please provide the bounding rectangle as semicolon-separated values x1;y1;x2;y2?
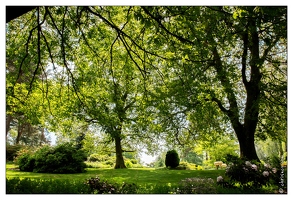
85;176;118;194
18;154;35;172
15;142;87;173
165;150;180;169
217;155;287;193
85;176;138;194
14;148;35;172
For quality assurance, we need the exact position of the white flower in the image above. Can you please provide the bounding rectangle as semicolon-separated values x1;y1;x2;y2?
251;164;257;171
272;168;277;173
245;161;252;167
217;176;223;182
263;171;269;177
264;163;271;168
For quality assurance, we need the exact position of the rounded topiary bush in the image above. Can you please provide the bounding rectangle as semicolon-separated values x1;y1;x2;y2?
165;150;180;169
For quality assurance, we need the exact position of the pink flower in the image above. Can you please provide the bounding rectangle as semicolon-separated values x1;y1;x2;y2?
217;176;223;182
263;171;269;177
251;164;257;171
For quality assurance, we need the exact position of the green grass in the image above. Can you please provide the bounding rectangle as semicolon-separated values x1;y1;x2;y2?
6;163;278;194
6;163;224;186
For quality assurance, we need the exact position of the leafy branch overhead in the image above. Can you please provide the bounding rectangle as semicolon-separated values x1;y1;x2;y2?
6;6;287;166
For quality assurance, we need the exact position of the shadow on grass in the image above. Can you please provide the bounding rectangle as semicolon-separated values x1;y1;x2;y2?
6;163;225;186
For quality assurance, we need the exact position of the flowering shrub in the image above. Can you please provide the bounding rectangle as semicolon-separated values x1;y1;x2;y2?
85;176;117;194
85;176;138;194
171;177;217;194
217;176;224;183
217;155;284;192
14;147;36;172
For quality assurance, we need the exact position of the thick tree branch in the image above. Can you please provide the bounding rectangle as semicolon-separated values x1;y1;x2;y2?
241;30;249;86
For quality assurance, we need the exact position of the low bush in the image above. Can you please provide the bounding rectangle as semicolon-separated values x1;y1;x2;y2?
14;148;35;172
85;176;117;194
85;162;111;169
14;142;87;173
195;165;203;170
216;154;287;193
132;163;144;168
170;177;217;194
125;160;133;168
88;154;109;162
85;176;138;194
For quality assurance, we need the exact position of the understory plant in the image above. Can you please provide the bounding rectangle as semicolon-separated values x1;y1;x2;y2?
170;177;217;194
85;176;138;194
14;142;87;173
216;154;287;193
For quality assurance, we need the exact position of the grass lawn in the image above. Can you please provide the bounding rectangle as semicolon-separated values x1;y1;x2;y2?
6;163;224;186
6;163;280;194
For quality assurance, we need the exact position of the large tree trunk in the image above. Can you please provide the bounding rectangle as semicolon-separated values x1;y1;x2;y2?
211;17;262;161
236;129;259;161
114;136;126;169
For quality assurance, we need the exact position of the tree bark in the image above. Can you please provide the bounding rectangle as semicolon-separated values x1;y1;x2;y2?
114;136;126;169
236;129;259;161
16;123;23;145
211;24;262;161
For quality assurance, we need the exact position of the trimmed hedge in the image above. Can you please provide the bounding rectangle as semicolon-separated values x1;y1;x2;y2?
165;150;180;169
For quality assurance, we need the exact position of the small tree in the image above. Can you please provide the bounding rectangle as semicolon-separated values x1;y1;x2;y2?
165;150;180;168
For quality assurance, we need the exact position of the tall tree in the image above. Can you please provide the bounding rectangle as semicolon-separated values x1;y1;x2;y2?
39;6;162;168
6;6;287;163
138;6;287;161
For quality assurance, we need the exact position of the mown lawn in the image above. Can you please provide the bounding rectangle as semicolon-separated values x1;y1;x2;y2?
6;163;224;186
6;163;279;194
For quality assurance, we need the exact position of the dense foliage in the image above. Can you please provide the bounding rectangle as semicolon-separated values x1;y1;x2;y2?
165;150;180;168
15;142;87;173
216;154;287;193
6;6;287;169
